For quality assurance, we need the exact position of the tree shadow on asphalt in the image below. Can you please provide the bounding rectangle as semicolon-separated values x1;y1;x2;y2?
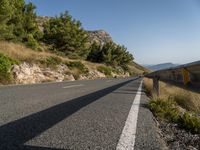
0;78;139;150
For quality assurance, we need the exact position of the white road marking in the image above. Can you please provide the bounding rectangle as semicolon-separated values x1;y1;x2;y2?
63;84;84;89
116;80;143;150
106;80;112;82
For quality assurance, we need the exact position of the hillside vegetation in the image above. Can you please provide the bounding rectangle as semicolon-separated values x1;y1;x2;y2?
0;0;146;84
144;78;200;134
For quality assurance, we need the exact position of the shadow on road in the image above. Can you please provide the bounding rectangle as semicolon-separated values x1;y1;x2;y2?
0;78;138;150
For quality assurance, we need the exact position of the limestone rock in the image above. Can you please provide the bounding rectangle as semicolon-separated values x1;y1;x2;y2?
87;30;113;45
12;63;74;84
64;74;75;81
12;63;46;84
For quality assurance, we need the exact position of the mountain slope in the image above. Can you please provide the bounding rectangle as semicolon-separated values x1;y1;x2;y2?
145;63;179;71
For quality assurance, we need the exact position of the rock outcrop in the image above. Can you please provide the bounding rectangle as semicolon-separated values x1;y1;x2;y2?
79;70;106;80
12;63;75;84
87;30;113;45
12;62;126;84
36;16;51;31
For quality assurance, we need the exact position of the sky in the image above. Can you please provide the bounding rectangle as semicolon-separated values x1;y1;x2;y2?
25;0;200;65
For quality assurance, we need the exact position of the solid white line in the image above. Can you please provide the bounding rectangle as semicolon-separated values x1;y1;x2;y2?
116;80;143;150
63;84;84;89
106;80;112;82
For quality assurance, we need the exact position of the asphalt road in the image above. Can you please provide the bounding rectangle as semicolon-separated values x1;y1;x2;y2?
0;77;166;150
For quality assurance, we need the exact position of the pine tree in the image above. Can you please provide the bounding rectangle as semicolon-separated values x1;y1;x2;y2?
0;0;42;48
22;2;42;48
87;41;133;68
43;11;89;57
0;0;13;23
0;0;14;40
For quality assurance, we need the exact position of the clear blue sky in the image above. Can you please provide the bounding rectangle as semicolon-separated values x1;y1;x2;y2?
26;0;200;65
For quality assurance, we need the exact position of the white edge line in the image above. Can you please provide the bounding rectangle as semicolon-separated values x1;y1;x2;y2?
63;84;84;89
116;80;143;150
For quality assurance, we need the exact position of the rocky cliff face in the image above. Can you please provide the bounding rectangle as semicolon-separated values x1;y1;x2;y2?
87;30;113;45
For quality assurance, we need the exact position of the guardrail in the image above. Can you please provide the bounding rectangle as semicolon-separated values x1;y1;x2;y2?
145;60;200;95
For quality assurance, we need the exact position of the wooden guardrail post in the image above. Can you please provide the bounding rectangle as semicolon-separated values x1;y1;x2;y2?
153;76;160;96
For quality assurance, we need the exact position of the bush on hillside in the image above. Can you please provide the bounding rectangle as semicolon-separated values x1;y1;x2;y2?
179;112;200;134
25;34;39;50
148;98;200;134
0;53;18;83
148;98;180;122
97;65;112;77
66;61;89;74
44;56;62;67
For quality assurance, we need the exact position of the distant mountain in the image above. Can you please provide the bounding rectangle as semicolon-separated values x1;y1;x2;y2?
145;63;179;71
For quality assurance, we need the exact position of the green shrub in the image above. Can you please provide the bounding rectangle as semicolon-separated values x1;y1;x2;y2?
25;34;39;50
149;98;200;134
0;53;18;83
121;65;130;72
67;53;82;60
148;98;180;122
41;56;62;67
97;65;112;77
179;112;200;134
66;61;88;74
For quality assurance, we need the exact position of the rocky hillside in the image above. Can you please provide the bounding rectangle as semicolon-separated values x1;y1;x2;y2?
145;63;179;71
0;41;145;85
0;15;147;85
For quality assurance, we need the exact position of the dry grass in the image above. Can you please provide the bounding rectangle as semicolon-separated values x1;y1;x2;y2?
0;41;70;63
83;60;104;70
0;41;98;69
144;78;200;113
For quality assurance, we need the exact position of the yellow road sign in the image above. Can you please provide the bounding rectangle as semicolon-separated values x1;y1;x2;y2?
182;68;190;85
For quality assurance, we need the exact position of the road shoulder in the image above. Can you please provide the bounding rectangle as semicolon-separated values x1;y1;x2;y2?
134;85;168;150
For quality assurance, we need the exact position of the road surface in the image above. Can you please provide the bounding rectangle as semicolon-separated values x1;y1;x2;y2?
0;77;166;150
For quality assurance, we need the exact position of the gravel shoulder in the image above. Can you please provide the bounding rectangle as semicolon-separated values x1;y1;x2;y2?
158;121;200;150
